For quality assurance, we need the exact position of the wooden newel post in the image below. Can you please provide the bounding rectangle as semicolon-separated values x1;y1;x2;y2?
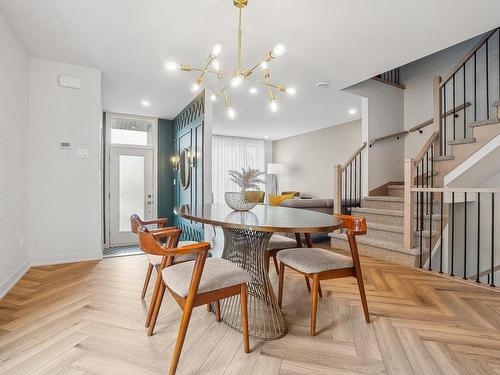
403;159;414;250
334;164;342;215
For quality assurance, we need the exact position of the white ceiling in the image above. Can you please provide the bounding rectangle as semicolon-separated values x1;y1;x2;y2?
1;0;499;140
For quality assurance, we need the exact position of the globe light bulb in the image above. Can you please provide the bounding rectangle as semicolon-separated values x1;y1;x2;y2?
271;43;286;58
165;61;180;71
210;94;217;102
230;74;244;88
269;98;278;112
249;87;258;94
227;107;236;119
286;87;297;95
211;44;222;57
191;82;200;92
260;61;268;70
212;59;220;71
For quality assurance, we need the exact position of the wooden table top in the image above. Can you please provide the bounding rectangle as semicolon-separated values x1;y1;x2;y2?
174;203;342;233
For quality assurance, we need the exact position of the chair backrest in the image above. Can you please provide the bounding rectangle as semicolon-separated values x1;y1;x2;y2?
334;214;367;236
130;214;143;234
138;226;181;256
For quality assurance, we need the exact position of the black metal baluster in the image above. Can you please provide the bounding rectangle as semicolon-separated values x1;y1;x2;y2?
429;191;433;271
451;192;455;276
453;74;456;140
440;191;444;273
343;169;346;214
486;40;490;119
350;163;352;213
474;52;477;122
359;153;362;207
419;191;424;268
416;165;420;231
443;85;447;155
431;145;434;188
476;193;481;283
463;64;466;138
464;192;468;280
491;193;495;287
425;151;429;215
354;157;357;207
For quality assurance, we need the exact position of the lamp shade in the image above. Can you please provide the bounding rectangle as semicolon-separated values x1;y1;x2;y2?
267;163;285;175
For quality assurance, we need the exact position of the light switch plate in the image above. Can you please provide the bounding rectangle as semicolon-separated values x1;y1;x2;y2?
77;148;89;159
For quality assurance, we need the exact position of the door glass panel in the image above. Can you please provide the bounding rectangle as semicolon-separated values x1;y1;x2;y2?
119;155;144;231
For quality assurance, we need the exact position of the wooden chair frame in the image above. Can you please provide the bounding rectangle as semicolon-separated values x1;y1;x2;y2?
278;214;370;336
130;214;171;299
138;227;250;375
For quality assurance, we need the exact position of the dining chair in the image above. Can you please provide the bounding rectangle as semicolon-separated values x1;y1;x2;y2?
138;227;251;374
267;233;323;297
277;214;369;336
130;214;197;300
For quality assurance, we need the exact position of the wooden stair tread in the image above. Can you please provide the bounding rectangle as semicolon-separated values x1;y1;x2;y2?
448;137;476;146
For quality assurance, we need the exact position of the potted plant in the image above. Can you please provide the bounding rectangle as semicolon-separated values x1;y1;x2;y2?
225;167;265;211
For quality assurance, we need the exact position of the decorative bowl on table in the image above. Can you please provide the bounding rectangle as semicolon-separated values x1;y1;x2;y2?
224;192;258;211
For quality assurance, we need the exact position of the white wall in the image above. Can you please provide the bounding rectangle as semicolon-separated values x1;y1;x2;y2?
28;58;103;266
0;12;30;297
345;80;405;192
272;120;362;198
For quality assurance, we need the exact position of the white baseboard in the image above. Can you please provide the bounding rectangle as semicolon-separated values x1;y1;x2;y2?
30;251;103;267
0;259;31;299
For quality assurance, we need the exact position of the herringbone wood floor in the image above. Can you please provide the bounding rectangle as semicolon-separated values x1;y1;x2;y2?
1;246;499;374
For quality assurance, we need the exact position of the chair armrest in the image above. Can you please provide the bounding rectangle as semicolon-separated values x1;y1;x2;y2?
164;241;211;257
141;218;168;228
151;227;179;239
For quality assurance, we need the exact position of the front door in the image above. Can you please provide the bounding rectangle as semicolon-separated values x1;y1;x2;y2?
109;147;154;245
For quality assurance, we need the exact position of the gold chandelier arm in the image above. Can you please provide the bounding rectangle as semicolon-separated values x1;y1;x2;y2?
237;7;243;73
215;72;232;107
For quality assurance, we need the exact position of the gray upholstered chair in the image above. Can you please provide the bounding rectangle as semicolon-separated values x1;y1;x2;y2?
277;214;370;336
138;227;251;374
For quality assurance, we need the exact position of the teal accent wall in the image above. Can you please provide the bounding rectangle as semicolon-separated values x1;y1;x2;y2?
173;92;206;242
157;118;174;223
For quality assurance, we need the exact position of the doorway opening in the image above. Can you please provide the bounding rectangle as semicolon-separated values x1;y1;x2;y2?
103;113;158;257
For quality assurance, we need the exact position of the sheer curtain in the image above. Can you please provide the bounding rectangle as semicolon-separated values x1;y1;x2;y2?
212;135;265;203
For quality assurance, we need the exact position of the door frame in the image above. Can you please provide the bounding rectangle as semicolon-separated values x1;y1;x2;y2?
103;112;158;248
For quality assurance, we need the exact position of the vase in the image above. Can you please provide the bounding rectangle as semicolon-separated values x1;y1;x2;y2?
224;192;258;211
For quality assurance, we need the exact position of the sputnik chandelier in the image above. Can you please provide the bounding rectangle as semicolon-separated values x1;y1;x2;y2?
165;0;296;119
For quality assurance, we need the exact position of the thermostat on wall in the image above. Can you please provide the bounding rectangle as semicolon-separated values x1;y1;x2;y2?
59;142;71;150
58;75;82;89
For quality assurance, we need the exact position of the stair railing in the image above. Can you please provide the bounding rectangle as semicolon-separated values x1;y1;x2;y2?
404;26;500;253
437;27;499;156
334;142;366;215
411;187;499;287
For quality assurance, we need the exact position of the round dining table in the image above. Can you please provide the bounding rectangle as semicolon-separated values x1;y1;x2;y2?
174;203;342;340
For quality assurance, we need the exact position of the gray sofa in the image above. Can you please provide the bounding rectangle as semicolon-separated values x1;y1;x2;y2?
280;198;334;215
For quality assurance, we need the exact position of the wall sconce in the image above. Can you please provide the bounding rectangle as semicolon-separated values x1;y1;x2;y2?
170;155;180;170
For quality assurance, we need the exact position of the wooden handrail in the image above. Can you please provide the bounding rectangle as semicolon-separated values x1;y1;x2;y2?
413;131;439;166
372;76;406;90
369;131;408;147
440;28;499;88
341;142;367;170
408;102;471;133
411;187;500;193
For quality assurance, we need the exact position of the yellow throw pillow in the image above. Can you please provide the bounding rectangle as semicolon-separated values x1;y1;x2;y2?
268;193;295;206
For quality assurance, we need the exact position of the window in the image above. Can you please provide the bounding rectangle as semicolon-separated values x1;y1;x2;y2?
110;116;153;146
212;135;266;203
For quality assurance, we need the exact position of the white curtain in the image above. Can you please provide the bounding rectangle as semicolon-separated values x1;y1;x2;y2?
212;135;265;203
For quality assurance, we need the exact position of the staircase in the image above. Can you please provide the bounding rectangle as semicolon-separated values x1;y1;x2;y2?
331;185;423;267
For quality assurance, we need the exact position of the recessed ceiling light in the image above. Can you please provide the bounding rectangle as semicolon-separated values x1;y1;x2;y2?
264;135;269;139
316;82;329;88
141;100;151;107
348;108;357;115
249;87;258;94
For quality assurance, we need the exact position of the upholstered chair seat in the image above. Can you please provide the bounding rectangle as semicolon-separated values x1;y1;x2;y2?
162;258;251;297
266;234;298;251
277;248;353;274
